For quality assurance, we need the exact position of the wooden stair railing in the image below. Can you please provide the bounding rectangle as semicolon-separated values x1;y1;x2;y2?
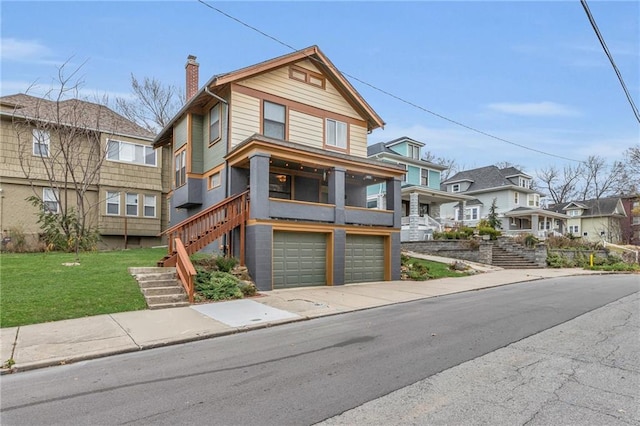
158;190;249;268
174;237;196;303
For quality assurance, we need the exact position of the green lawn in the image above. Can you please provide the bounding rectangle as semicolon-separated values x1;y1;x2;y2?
404;257;473;280
1;248;166;327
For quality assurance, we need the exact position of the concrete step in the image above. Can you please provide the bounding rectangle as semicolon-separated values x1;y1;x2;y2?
146;294;189;305
138;277;179;288
148;301;191;310
129;267;176;275
142;286;187;296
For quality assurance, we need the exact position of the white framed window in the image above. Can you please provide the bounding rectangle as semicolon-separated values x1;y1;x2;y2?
106;191;120;215
126;193;138;216
326;118;347;149
209;103;221;143
143;195;156;218
569;225;579;234
209;172;221;189
107;140;156;166
514;192;519;204
452;183;460;193
527;194;540;207
397;163;407;182
32;129;50;157
421;169;429;186
263;101;286;140
464;207;479;221
409;144;420;160
519;177;530;189
43;187;59;213
175;150;186;188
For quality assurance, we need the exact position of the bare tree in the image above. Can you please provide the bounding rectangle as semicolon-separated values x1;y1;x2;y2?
536;164;582;204
579;155;628;200
494;161;525;171
11;62;112;257
422;151;458;181
115;74;183;133
622;144;640;194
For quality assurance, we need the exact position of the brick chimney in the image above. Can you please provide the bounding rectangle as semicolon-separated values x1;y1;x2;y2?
185;55;199;101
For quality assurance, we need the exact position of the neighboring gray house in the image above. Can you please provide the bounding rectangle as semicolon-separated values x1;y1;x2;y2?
440;165;567;237
366;136;471;241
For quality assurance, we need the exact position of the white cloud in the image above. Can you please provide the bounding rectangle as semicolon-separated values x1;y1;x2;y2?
1;38;53;62
486;101;580;117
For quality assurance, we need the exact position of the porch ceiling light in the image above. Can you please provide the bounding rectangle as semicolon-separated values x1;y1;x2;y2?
276;174;287;183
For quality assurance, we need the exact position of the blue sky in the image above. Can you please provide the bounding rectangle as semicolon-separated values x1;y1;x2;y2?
2;1;638;176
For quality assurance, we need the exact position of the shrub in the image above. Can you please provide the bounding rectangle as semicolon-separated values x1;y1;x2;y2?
195;271;243;301
238;281;258;297
406;262;431;281
215;256;238;272
194;267;212;289
477;226;501;240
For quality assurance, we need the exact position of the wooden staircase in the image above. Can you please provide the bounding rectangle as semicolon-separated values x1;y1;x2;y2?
158;191;249;268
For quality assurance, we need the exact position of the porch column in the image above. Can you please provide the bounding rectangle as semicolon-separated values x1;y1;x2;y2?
531;214;539;237
329;166;345;224
385;177;401;228
409;192;419;241
249;152;270;220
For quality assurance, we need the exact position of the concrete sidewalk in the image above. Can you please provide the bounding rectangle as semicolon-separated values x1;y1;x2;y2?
0;264;609;374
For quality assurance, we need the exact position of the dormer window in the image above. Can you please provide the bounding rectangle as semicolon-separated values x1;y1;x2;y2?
409;144;420;160
568;209;581;217
519;177;531;189
452;183;460;193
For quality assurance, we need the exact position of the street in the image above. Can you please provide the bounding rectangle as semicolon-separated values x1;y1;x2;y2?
1;275;638;425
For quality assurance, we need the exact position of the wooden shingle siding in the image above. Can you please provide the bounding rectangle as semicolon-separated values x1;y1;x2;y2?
230;91;260;149
238;62;361;120
289;110;323;148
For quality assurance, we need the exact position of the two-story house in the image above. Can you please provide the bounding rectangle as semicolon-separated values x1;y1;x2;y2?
621;194;640;245
549;197;628;243
440;165;567;237
366;136;471;241
0;93;170;249
153;46;405;291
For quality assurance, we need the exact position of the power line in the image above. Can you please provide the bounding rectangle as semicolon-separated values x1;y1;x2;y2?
197;0;589;164
581;0;640;124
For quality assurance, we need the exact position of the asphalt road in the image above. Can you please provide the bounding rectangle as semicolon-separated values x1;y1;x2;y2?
2;275;638;425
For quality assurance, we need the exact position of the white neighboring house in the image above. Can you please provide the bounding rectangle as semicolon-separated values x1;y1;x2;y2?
440;165;567;238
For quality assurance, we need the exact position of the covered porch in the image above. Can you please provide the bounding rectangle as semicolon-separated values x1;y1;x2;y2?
503;207;568;239
399;185;473;242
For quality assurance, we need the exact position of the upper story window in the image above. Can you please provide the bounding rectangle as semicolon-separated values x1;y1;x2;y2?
397;163;407;182
106;191;120;215
208;171;221;190
107;140;156;167
263;101;286;140
514;192;519;204
527;193;540;207
519;177;531;189
567;209;581;217
209;103;221;143
452;183;460;193
289;65;325;89
43;187;59;213
33;129;50;157
174;150;186;188
421;169;429;186
326;119;347;149
409;144;420;160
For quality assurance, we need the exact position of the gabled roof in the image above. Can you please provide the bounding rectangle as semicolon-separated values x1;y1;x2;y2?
442;165;537;193
154;45;384;147
0;93;154;140
548;197;627;218
382;136;425;148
